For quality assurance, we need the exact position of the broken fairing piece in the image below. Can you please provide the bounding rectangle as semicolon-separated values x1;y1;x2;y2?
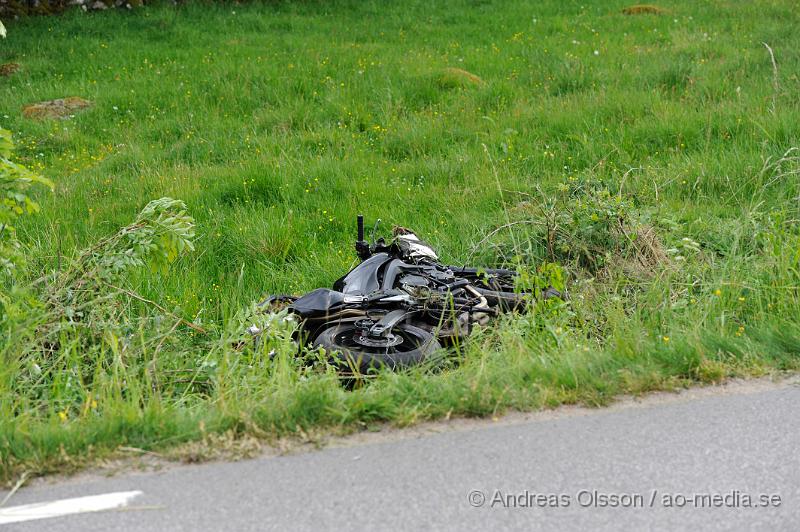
394;233;439;261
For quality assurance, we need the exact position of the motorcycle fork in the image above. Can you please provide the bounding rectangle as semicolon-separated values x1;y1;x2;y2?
365;309;408;337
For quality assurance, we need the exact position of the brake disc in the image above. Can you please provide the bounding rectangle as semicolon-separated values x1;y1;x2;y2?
353;333;404;348
351;319;405;347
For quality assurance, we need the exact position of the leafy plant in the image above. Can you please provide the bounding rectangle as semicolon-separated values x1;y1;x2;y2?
516;261;566;294
505;181;666;276
0;128;53;277
546;185;636;271
4;196;199;421
38;197;196;338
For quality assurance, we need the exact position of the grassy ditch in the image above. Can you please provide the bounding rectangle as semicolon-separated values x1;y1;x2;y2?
1;0;799;482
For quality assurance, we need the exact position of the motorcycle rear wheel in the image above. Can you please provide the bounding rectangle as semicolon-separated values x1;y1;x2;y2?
313;322;440;373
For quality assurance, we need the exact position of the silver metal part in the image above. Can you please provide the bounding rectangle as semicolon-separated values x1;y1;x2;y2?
466;284;490;324
354;333;404;348
396;233;439;260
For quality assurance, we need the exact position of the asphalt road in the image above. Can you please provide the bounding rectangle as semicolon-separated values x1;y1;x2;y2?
2;380;798;531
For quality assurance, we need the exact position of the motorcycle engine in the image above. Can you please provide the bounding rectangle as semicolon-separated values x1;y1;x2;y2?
400;274;432;300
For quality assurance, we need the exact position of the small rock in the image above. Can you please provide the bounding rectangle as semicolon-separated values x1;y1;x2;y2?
90;1;108;10
22;97;93;120
0;63;20;77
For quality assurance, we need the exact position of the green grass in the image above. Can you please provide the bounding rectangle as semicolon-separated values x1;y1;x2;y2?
2;0;800;481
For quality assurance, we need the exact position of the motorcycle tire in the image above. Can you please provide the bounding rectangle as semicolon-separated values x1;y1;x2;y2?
313;322;440;373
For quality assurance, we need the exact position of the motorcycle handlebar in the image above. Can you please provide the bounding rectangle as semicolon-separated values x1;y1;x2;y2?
357;215;364;242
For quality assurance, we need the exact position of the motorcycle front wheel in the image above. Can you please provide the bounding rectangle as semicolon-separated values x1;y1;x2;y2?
313;322;440;373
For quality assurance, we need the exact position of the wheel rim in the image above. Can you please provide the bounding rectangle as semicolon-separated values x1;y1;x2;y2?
330;324;428;357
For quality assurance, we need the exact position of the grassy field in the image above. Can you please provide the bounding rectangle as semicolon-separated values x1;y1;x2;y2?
1;0;800;481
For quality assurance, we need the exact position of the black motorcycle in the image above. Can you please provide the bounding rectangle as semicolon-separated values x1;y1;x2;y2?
260;216;560;373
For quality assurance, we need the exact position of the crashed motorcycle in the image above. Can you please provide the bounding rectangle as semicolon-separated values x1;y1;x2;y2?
258;216;561;373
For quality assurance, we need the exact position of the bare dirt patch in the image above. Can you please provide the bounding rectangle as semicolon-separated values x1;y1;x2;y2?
622;4;666;15
0;62;20;77
22;97;93;119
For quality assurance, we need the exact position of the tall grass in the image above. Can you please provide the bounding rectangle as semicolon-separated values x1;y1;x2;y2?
1;0;799;481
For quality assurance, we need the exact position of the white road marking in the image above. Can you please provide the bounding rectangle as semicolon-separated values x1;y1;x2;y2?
0;490;143;525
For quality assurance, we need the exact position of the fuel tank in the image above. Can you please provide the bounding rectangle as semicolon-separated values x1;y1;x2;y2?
332;252;390;295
